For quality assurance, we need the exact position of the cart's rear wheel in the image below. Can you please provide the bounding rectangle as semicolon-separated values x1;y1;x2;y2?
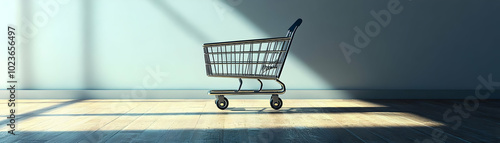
270;97;283;110
216;97;229;110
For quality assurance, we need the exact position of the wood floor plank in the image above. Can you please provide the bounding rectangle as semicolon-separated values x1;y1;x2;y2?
352;100;465;143
1;100;95;142
1;99;497;142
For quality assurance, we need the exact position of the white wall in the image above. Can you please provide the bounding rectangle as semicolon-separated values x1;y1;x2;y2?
1;0;499;92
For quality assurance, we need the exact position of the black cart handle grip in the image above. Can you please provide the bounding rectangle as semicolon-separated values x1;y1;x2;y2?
288;18;302;31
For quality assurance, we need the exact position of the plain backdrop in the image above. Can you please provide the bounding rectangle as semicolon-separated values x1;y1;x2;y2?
1;0;499;91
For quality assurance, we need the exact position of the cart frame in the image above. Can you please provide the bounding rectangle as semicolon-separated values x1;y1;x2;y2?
203;19;302;110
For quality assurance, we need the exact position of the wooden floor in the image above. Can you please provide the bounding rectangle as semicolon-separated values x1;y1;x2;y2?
1;99;498;142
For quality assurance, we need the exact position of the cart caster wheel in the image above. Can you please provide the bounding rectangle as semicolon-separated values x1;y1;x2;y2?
270;97;283;110
216;97;229;110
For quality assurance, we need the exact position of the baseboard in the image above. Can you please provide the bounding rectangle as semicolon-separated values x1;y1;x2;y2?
1;90;499;99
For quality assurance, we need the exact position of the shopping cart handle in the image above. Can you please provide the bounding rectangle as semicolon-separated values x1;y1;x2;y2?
288;18;302;31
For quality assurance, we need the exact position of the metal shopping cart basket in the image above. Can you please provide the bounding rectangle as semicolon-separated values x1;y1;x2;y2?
203;18;302;110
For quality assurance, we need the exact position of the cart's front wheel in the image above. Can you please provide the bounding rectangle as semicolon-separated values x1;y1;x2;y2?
270;97;283;110
216;97;229;110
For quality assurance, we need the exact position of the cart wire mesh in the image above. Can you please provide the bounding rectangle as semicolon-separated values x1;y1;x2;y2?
203;37;292;79
203;18;301;80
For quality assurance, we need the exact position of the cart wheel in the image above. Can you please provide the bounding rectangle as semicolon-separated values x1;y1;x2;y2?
216;97;229;110
270;97;283;110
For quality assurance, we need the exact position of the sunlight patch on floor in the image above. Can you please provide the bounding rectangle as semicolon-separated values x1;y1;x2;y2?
0;100;444;132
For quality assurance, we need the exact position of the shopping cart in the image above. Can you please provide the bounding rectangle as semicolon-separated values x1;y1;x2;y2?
203;18;302;110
